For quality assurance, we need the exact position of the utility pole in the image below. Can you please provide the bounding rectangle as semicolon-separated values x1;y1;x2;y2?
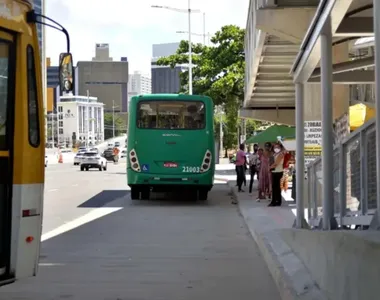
219;106;223;158
56;109;60;147
112;100;115;138
188;0;193;94
86;90;90;148
203;12;206;45
242;118;247;144
51;112;55;148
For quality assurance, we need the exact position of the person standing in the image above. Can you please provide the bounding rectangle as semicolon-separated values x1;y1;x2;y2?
235;144;247;193
248;144;259;194
269;143;285;207
257;146;271;201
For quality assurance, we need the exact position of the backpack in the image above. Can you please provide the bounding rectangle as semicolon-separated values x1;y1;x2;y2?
283;152;292;169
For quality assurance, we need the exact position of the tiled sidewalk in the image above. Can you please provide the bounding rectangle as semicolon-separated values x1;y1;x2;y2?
225;180;326;300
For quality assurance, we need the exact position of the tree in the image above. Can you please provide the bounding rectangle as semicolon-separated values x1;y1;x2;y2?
104;113;126;140
157;25;245;105
157;24;264;150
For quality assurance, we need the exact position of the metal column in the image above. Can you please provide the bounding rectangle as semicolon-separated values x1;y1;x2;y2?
320;17;337;230
293;83;308;228
371;0;380;229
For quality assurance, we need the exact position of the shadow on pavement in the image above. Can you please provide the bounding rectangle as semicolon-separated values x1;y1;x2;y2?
78;190;128;207
77;182;229;209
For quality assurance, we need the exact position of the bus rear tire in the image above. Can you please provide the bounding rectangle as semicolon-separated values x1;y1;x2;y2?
131;187;140;200
198;189;208;201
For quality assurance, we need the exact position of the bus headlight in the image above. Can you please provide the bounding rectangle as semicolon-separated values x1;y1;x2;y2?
200;150;212;172
129;149;141;172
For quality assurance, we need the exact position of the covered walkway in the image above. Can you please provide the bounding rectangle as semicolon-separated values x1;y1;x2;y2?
244;1;380;299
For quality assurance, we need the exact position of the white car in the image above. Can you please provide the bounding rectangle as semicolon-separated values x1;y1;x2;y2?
74;150;87;165
80;151;108;171
120;149;127;158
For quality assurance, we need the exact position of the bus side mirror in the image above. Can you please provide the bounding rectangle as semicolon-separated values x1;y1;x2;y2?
59;52;74;94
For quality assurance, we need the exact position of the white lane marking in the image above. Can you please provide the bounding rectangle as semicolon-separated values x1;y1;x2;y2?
214;180;228;184
39;263;65;266
41;207;123;242
48;189;59;192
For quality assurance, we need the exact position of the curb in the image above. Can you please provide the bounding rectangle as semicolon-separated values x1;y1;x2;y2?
227;181;327;300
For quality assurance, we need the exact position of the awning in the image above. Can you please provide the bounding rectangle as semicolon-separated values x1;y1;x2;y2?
245;124;295;144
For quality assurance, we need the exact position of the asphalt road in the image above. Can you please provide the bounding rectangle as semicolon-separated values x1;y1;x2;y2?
2;163;280;300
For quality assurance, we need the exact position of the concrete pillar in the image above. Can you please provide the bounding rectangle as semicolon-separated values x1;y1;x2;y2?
303;42;350;214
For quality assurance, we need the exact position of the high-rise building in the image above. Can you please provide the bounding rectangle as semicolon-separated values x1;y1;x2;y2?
128;71;151;101
151;42;184;94
32;0;43;56
33;0;47;140
46;57;78;112
76;43;129;112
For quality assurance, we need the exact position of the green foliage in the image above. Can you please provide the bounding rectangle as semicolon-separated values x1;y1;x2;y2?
156;25;245;106
157;24;264;149
104;113;126;140
245;119;261;136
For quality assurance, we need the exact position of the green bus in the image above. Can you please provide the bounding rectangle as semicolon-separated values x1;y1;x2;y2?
127;94;215;200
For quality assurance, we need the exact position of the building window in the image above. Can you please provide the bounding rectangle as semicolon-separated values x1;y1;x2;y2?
59;128;63;134
59;121;63;127
59;114;63;120
26;45;40;147
58;106;63;112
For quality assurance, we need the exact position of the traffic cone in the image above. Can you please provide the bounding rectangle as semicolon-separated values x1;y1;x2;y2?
58;153;63;163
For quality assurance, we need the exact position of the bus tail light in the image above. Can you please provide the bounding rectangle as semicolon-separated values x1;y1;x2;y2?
129;149;141;172
200;150;212;172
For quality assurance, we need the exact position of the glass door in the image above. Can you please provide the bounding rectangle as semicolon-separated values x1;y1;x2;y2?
0;31;15;283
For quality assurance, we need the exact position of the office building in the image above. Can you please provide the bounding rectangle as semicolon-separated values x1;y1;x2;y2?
46;57;59;113
128;71;151;103
46;57;79;112
151;42;184;93
33;0;47;139
32;0;44;58
76;43;129;112
57;95;105;147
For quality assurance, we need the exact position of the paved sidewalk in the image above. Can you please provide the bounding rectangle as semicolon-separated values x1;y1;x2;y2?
226;180;327;300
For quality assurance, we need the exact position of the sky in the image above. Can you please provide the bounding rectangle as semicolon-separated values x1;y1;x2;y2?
45;0;249;75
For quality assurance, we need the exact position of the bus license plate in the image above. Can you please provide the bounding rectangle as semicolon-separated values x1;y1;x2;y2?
182;166;200;173
164;162;178;168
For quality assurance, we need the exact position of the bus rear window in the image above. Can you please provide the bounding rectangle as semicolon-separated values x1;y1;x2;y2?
137;101;205;129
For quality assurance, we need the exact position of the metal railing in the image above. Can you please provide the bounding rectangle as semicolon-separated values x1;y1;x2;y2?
307;118;376;229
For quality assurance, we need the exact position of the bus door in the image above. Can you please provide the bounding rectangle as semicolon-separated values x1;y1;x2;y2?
0;30;15;285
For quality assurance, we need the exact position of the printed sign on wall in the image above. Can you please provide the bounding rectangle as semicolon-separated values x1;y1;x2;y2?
304;120;322;167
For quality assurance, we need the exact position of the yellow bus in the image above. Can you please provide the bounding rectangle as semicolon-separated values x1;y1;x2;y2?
0;0;73;286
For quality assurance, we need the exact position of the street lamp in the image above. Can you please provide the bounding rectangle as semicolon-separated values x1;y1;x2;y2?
176;31;211;45
112;100;119;138
176;12;208;45
151;2;202;94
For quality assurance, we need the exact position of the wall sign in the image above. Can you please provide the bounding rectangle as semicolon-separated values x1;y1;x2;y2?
304;120;322;167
